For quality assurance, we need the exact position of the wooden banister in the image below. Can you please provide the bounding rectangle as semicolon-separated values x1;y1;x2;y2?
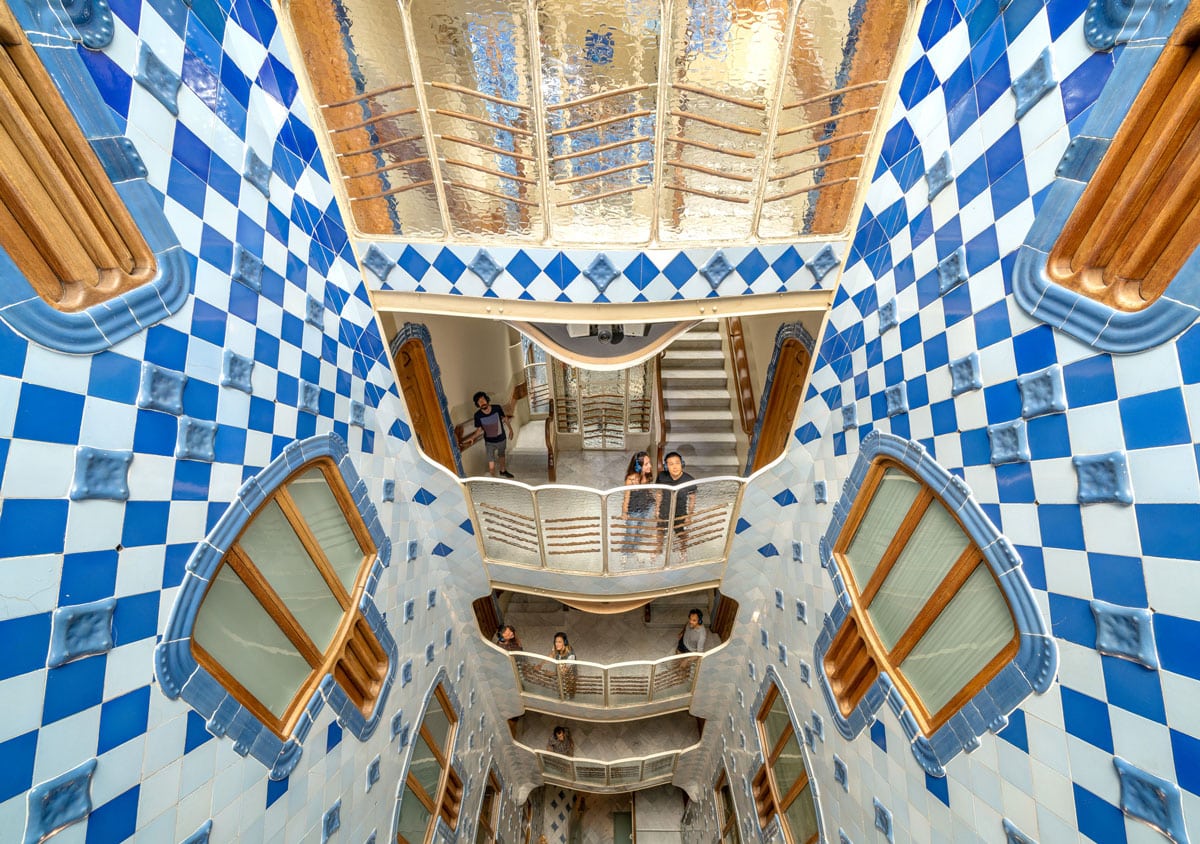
726;318;756;436
546;398;557;483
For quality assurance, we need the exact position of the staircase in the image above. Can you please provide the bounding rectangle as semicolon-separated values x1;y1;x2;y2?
659;321;740;478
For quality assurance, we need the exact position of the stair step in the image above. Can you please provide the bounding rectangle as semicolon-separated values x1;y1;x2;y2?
664;430;738;443
663;388;731;400
666;409;734;420
662;349;726;362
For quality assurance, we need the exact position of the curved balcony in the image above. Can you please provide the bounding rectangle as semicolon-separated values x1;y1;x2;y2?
464;476;748;595
514;712;703;794
484;641;726;720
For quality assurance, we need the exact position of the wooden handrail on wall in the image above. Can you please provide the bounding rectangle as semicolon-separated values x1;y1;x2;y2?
454;382;527;451
726;318;756;436
545;398;557;483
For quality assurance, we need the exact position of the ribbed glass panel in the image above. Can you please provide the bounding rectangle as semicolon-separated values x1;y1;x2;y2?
842;468;920;592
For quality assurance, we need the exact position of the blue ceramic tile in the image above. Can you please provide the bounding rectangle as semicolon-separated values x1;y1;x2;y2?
24;758;97;844
1113;757;1187;844
1073;452;1131;505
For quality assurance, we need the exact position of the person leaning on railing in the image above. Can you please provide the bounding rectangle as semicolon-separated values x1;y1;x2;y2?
675;608;708;654
546;725;574;757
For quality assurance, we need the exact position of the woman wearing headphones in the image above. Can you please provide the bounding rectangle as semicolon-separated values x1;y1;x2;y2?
620;451;659;558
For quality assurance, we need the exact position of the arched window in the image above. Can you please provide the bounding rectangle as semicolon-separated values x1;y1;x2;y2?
396;682;464;844
815;432;1055;775
751;673;820;844
157;434;395;778
715;767;741;844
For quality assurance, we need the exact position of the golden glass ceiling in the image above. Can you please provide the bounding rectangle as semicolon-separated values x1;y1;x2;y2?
286;0;914;245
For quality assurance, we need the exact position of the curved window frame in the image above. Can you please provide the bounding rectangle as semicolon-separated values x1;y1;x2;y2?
156;433;395;779
1;0;190;353
749;668;823;844
714;766;742;844
1012;0;1198;353
392;673;465;844
814;432;1056;775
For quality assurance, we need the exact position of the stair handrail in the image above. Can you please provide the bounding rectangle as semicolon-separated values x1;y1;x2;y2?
726;317;757;436
545;397;557;483
653;351;666;465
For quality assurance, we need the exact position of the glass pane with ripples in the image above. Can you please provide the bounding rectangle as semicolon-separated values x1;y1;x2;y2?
608;662;652;705
606;487;667;572
670;478;740;564
537;486;604;572
466;480;541;567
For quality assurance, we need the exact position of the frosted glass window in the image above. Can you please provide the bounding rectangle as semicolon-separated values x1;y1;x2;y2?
410;750;443;800
772;734;807;795
238;500;344;651
761;693;792;752
193;566;312;718
755;685;818;844
289;468;369;592
900;566;1014;715
783;782;818;844
868;504;968;650
843;469;920;589
396;786;433;844
397;686;459;843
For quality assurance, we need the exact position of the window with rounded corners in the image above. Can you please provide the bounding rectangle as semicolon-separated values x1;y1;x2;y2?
751;675;820;844
815;432;1056;776
156;433;395;779
0;0;190;353
395;679;464;844
474;768;502;844
715;767;742;844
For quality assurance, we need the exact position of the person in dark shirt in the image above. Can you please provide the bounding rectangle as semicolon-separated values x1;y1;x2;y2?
655;451;696;548
472;391;514;478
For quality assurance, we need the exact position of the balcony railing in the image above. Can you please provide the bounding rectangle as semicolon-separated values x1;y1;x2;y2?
503;649;702;707
522;744;696;792
463;477;747;573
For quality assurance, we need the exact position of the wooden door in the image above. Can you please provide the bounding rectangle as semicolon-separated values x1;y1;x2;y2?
751;338;811;472
394;338;457;473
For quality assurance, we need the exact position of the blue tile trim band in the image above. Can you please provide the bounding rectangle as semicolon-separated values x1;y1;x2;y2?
155;433;395;779
59;0;114;49
389;322;464;475
814;432;1056;775
0;2;190;354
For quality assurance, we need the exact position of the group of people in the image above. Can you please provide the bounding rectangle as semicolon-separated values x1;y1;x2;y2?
620;450;697;553
496;625;579;698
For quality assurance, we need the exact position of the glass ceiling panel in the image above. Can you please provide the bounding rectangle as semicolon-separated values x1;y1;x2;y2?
538;0;660;243
659;0;791;243
289;0;442;237
412;0;544;240
285;0;915;245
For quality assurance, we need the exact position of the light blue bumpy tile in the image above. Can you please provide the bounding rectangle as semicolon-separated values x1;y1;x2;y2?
1018;364;1066;418
885;383;908;417
306;295;325;329
950;352;982;395
807;244;839;281
1074;451;1133;504
1012;48;1057;119
135;44;180;115
584;254;620;293
937;247;968;294
177;416;217;461
878;299;897;333
1113;757;1189;844
48;597;117;667
232;246;263;292
988;420;1030;464
1091;600;1158;668
842;404;858;430
699;252;735;290
363;245;395;282
926;151;954;200
299;380;320;414
70;446;132;501
244;149;272;197
24;758;97;844
468;250;503;288
138;361;186;414
221;350;254;394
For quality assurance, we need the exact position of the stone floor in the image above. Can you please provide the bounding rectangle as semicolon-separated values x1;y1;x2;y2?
516;711;702;760
505;421;634;488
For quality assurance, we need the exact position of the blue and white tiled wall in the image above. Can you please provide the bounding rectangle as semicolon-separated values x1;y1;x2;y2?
708;0;1200;841
0;0;517;840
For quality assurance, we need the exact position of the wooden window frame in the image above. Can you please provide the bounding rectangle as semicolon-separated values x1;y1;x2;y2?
398;685;463;844
0;0;156;313
192;457;385;740
1047;5;1200;313
824;458;1020;735
752;685;817;844
474;769;502;844
715;769;741;844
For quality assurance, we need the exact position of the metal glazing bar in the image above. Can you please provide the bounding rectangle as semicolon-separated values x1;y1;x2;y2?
441;157;537;184
531;489;548;570
349;179;434;200
322;83;414;109
428;80;530;110
669;109;763;136
432;108;534;138
772;130;871;162
554;184;647;208
671;81;766;111
764;175;856;202
782;79;886;110
546;83;654;112
343;157;429;181
776;105;878;137
335;135;424;158
665;159;754;182
328;108;419;134
550;109;654;138
667;135;756;160
663;183;750;203
768;152;863;182
554;160;650;186
551;135;655;162
437;134;536;161
443;179;538;205
751;0;802;236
